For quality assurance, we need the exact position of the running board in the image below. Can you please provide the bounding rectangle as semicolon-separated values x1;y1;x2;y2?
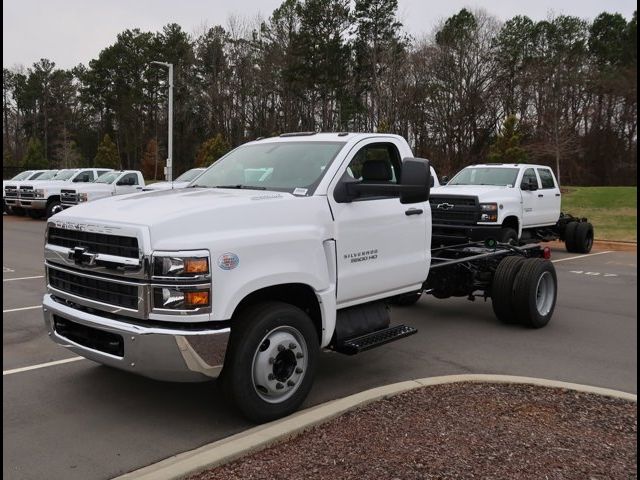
335;324;417;355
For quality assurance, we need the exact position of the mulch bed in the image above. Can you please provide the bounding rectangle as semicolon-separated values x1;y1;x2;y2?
188;382;637;480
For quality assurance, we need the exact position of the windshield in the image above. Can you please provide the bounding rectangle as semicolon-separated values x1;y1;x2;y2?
51;169;77;181
175;169;205;182
36;170;57;180
11;171;33;180
448;167;519;187
95;172;119;184
191;141;345;193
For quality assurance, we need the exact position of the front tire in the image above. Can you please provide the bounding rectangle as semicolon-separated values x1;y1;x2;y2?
221;301;319;423
499;227;518;245
573;222;594;253
46;199;63;218
513;258;557;328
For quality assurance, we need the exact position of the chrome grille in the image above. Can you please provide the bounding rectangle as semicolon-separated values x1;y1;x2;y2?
48;227;140;259
48;267;139;310
19;186;35;199
5;186;17;198
429;195;480;225
61;189;78;205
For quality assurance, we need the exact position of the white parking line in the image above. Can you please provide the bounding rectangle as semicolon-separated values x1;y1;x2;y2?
552;251;613;263
3;305;41;313
3;275;44;282
3;357;85;376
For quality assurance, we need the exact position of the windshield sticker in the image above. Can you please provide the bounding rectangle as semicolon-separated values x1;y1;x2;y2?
293;187;308;196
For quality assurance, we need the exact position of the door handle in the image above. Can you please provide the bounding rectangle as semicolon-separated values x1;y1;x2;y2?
555;193;560;197
405;208;423;216
538;194;544;198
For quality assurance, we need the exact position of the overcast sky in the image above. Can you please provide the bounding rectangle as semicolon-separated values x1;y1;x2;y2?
3;0;637;69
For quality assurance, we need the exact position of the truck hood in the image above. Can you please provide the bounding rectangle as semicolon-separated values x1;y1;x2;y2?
143;181;190;190
23;179;70;188
52;188;330;250
431;185;515;199
64;183;115;193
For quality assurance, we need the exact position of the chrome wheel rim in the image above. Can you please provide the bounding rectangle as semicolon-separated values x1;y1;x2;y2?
535;271;555;316
51;204;63;215
251;326;307;403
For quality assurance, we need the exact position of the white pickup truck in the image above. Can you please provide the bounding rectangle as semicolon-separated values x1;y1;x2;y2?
19;168;112;218
42;133;557;422
4;170;58;214
61;170;145;209
431;164;594;253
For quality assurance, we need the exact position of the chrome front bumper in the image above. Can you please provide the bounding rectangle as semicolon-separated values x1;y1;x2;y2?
43;294;230;382
19;198;46;209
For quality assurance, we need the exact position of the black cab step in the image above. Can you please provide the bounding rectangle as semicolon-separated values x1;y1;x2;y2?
336;324;417;355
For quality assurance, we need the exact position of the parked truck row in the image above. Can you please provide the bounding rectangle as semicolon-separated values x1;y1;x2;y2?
41;132;562;423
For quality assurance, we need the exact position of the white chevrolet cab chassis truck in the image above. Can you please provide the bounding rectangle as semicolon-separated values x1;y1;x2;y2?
61;170;145;209
42;133;558;422
431;164;594;253
19;168;113;218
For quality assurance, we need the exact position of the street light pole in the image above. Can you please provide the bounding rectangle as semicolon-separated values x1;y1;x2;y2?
150;61;174;182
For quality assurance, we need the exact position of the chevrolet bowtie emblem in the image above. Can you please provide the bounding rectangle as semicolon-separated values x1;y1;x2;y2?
436;203;454;210
70;246;97;266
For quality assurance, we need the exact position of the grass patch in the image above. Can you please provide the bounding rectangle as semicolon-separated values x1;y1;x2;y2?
562;187;637;242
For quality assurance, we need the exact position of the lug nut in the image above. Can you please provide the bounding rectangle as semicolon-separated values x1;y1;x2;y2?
268;373;275;381
287;380;295;387
276;383;284;390
289;343;297;350
277;344;285;352
268;357;275;364
296;352;303;359
295;367;303;374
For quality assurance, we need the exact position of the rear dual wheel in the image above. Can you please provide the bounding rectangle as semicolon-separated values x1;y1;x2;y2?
492;257;557;328
565;221;593;254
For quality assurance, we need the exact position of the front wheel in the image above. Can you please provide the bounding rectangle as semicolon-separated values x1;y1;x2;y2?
46;199;63;218
221;301;319;423
499;227;518;245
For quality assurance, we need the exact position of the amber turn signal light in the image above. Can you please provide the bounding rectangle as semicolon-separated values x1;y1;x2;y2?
185;290;210;307
184;258;209;274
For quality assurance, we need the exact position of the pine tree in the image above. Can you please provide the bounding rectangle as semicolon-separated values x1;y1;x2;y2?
195;134;230;168
488;116;528;164
94;134;121;169
23;137;48;169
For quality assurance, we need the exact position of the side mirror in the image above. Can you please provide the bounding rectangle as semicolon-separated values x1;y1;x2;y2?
332;173;361;203
441;175;449;185
399;157;430;204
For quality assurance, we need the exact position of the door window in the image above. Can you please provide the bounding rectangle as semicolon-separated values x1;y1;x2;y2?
537;169;556;189
520;168;538;189
346;143;401;198
119;173;139;186
73;170;94;182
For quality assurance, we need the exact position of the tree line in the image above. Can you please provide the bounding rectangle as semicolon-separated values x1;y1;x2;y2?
2;0;637;185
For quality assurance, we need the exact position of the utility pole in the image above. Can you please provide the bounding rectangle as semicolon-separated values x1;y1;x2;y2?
150;61;174;182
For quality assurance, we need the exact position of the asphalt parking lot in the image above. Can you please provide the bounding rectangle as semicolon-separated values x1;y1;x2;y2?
3;215;637;480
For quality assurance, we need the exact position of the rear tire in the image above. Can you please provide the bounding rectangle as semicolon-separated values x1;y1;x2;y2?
390;291;422;306
573;222;594;254
491;256;526;323
499;227;518;245
564;221;578;252
513;258;557;328
221;301;319;423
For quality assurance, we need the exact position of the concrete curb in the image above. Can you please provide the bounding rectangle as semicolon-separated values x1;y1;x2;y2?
113;374;636;480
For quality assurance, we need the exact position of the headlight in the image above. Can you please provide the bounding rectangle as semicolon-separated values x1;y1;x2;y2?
79;193;88;202
480;203;497;212
35;189;46;198
153;286;210;310
151;251;210;279
480;203;498;222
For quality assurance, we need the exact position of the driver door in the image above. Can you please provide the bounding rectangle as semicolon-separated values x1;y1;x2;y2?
328;139;429;306
115;173;142;194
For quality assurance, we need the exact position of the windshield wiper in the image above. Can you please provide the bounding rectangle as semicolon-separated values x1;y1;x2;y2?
187;184;210;188
215;184;267;190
